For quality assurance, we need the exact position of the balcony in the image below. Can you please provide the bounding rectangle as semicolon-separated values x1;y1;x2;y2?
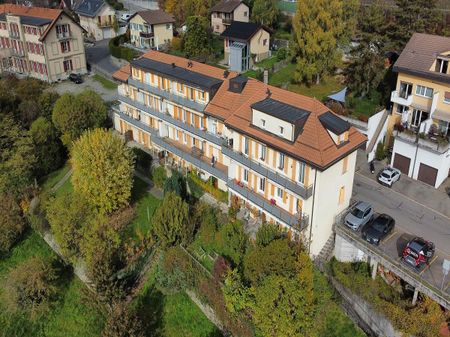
394;127;450;154
57;32;71;40
11;49;25;58
97;21;114;28
222;17;232;25
128;78;207;112
113;108;228;181
118;94;223;146
228;179;309;230
222;143;314;200
391;90;413;107
9;31;20;39
139;31;154;39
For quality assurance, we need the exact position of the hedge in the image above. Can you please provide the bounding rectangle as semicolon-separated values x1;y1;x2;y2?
109;35;137;62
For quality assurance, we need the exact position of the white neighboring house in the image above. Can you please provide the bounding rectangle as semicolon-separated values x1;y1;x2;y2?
75;0;117;41
128;10;174;50
211;0;249;34
389;33;450;188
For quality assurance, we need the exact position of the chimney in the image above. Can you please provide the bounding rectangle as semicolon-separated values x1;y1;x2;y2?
263;69;268;84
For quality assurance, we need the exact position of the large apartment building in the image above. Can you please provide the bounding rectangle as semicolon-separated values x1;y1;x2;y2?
0;4;87;82
389;33;450;188
112;51;366;256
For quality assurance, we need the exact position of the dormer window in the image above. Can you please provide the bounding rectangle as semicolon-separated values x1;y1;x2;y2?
279;126;284;135
436;58;449;74
261;119;265;128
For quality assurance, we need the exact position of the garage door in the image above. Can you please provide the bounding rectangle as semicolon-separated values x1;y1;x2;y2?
393;153;411;175
417;163;438;186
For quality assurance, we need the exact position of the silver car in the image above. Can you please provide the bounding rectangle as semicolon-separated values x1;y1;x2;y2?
344;201;374;231
378;167;401;187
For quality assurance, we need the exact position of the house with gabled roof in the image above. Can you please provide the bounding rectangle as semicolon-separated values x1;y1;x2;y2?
0;4;87;82
75;0;116;41
128;10;174;50
211;0;249;34
111;50;366;256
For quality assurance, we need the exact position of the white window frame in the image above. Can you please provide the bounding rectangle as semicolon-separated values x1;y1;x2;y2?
175;129;179;140
278;153;285;170
258;177;266;193
259;144;266;161
276;187;283;199
182;109;186;122
183;132;187;145
279;126;284;135
415;85;433;98
297;161;306;184
243;137;249;156
243;169;249;183
261;119;266;128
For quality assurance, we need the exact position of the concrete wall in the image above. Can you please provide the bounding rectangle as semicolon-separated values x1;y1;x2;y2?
334;234;367;262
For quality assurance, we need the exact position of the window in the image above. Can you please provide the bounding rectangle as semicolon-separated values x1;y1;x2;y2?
436;58;449;74
277;187;283;199
175;129;179;140
259;177;266;192
399;81;412;99
263;39;267;46
243;11;247;17
182;109;186;122
297;161;305;184
261;119;265;128
278;153;285;170
198;91;206;101
63;59;73;72
279;126;284;135
338;186;345;205
60;41;70;53
444;92;450;104
166;23;171;30
243;137;249;156
411;109;428;127
56;24;70;38
415;85;433;98
243;169;249;183
183;132;187;144
190;112;195;126
259;144;266;161
342;156;348;174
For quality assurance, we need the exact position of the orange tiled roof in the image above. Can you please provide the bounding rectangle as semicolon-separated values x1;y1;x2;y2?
113;64;131;82
0;4;62;20
113;51;367;170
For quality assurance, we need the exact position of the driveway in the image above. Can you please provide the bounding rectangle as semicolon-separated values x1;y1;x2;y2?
49;74;118;102
85;39;120;78
353;150;450;257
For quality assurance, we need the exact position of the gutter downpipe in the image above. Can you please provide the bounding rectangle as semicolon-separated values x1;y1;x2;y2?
308;169;318;255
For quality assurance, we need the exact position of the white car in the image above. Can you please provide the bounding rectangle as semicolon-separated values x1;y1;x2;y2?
378;167;401;187
120;13;132;22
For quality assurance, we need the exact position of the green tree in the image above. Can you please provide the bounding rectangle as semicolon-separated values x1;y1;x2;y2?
292;0;344;84
71;129;135;214
29;117;64;178
222;268;252;314
255;223;280;247
163;170;187;200
46;192;94;258
183;16;211;59
102;303;145;337
152;166;167;188
251;0;279;29
0;194;26;256
0;116;36;196
52;90;107;148
375;141;386;160
216;220;247;266
153;192;191;246
389;0;440;50
38;91;60;120
243;239;297;285
2;257;59;316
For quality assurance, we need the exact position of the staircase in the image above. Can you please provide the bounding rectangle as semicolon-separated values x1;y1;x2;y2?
366;109;389;155
315;233;336;272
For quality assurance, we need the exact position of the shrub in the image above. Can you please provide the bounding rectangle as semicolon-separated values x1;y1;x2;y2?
375;141;386;161
0;194;27;256
256;223;281;247
193;202;218;250
188;171;228;203
152;166;167;188
102;303;145;337
109;35;137;61
163;170;187;200
216;221;247;266
171;36;183;51
276;47;287;61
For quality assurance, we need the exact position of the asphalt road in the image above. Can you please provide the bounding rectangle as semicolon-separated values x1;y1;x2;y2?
352;173;450;257
85;39;120;77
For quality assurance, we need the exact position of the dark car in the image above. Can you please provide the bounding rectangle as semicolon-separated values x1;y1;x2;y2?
362;214;395;245
402;237;435;269
69;73;83;84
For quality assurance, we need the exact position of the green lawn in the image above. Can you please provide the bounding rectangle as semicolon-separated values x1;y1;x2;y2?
93;74;118;90
348;93;384;119
0;231;105;337
54;177;73;198
40;163;70;193
133;266;221;337
277;0;297;13
254;56;278;69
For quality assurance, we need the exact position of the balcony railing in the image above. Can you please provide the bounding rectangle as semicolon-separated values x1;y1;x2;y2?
139;31;154;38
9;31;20;39
222;142;314;200
11;49;25;58
129;78;207;112
394;128;450;154
119;94;223;146
113;108;228;182
228;179;309;229
391;90;413;107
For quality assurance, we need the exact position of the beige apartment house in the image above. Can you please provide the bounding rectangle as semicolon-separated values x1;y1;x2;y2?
75;0;116;41
389;33;450;188
112;51;366;256
128;10;174;50
0;4;87;82
211;0;249;34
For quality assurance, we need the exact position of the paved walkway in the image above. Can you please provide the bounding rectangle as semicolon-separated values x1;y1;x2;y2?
133;170;164;199
199;193;228;213
50;168;73;193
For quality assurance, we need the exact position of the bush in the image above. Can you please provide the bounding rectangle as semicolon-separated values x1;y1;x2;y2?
216;221;247;266
102;303;145;337
152;166;167;188
163;170;187;200
256;223;281;247
109;35;137;61
276;47;287;61
375;141;386;161
188;171;228;203
0;194;27;256
171;36;183;51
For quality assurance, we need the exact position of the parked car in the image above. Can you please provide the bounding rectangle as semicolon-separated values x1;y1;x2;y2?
362;214;395;245
120;13;132;22
68;73;83;84
344;201;373;231
378;167;401;187
402;237;435;269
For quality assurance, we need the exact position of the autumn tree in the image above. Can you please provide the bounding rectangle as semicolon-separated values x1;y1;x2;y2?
165;0;215;25
46;192;95;258
153;192;192;247
102;303;145;337
222;269;252;314
52;90;107;148
251;0;279;29
292;0;345;84
0;194;26;255
71;129;135;214
183;16;212;59
2;257;59;316
29;117;64;178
